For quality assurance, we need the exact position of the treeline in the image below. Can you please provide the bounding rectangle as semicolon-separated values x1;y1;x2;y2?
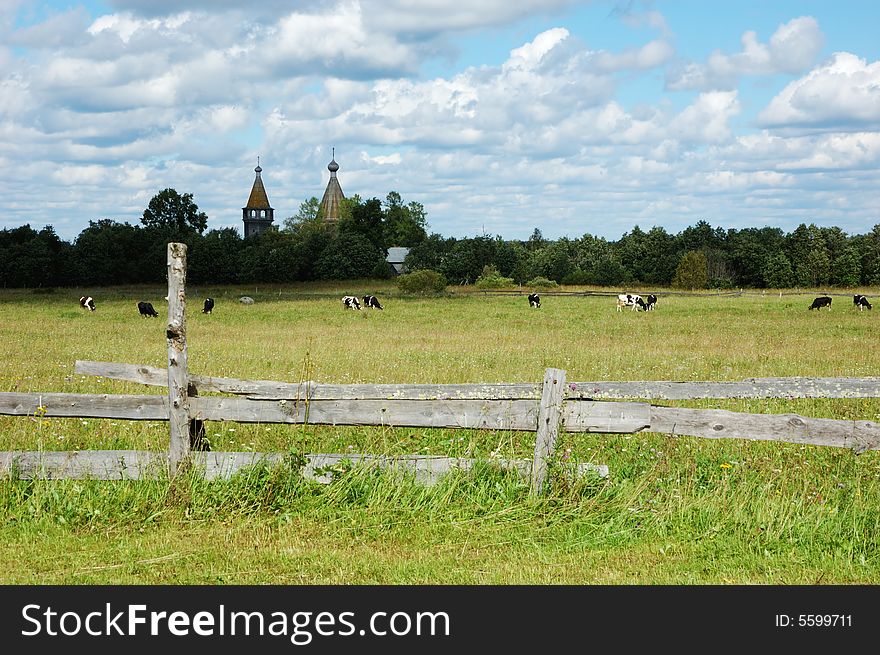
0;189;429;288
406;222;880;289
1;185;879;289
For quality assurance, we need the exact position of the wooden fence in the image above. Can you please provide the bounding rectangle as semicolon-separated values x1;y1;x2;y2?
1;243;879;494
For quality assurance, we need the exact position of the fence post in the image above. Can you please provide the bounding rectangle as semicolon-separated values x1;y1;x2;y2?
166;242;190;474
530;367;566;496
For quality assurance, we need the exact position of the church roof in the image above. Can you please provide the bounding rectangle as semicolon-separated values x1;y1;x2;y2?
245;164;272;210
319;150;345;223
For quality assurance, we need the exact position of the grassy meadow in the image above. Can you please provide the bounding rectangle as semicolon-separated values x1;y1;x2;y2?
1;282;879;584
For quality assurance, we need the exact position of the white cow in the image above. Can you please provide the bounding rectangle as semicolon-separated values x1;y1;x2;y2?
342;295;361;310
616;293;646;312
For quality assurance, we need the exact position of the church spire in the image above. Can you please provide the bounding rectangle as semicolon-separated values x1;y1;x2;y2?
242;157;275;237
319;148;345;225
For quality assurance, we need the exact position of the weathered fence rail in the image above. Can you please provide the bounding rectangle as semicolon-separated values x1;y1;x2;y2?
1;243;879;494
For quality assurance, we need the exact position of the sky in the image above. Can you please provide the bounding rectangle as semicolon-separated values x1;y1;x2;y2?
1;0;879;242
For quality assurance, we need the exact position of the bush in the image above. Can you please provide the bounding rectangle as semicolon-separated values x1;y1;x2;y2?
396;269;448;294
525;276;558;289
673;250;709;290
475;265;514;289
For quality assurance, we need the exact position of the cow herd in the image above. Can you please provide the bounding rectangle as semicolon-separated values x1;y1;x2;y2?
342;295;384;310
76;291;876;317
79;296;216;316
808;295;874;311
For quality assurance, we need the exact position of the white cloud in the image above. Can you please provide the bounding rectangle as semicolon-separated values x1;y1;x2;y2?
668;91;741;142
758;52;880;130
667;16;824;90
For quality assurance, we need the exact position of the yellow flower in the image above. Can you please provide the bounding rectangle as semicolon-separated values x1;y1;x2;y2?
720;462;732;469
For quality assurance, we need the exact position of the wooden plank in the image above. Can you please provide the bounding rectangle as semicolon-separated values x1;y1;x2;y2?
567;378;880;400
564;400;650;433
75;361;880;400
0;392;168;420
0;450;167;480
0;391;650;434
0;450;609;483
649;406;880;453
191;397;542;430
531;368;566;496
166;242;190;471
73;361;539;399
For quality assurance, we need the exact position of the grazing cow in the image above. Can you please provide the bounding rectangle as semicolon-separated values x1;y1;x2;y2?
362;295;383;310
79;296;96;311
202;297;215;314
853;294;872;311
617;293;646;312
808;296;832;311
342;295;361;310
137;301;159;317
528;293;541;308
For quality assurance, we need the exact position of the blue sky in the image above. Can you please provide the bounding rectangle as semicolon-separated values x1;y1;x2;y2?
2;0;879;242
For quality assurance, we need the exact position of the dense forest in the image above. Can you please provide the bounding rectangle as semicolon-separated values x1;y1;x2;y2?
2;187;879;289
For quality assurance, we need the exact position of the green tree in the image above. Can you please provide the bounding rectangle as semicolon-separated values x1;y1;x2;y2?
384;192;428;247
189;228;242;284
762;253;795;288
804;248;831;287
141;188;208;235
672;250;709;290
831;247;861;287
73;220;155;285
282;197;320;232
340;197;386;255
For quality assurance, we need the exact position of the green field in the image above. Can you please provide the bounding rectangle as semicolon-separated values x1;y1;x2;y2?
1;283;879;584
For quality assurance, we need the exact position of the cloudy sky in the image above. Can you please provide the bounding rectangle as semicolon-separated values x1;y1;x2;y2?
2;0;879;242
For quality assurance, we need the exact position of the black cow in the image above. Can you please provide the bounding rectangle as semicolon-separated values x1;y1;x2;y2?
202;297;215;314
137;301;159;317
79;296;96;311
528;293;541;308
644;294;658;311
854;294;872;311
362;295;383;309
808;296;832;311
342;295;361;310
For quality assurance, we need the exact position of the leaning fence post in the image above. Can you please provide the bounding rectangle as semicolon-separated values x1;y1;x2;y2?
166;242;190;474
530;367;566;496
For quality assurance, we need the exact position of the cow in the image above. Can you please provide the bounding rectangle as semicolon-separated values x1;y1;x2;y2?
79;296;96;311
643;294;657;311
617;293;646;312
202;297;215;314
342;295;361;310
808;296;832;311
137;301;159;317
362;295;383;310
528;293;541;308
853;294;872;311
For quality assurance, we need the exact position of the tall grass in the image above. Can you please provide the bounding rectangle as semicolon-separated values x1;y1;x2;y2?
1;284;879;583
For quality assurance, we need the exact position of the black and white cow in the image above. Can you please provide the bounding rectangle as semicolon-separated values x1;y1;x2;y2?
644;294;657;311
79;296;96;311
617;293;646;312
202;297;215;314
808;296;832;311
342;295;361;310
528;293;541;308
362;295;383;309
137;301;159;317
853;294;872;310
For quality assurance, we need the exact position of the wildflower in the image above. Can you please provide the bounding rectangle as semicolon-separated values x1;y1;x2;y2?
720;462;732;469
